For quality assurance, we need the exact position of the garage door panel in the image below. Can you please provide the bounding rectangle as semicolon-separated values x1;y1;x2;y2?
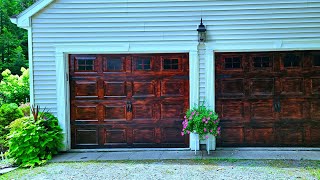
162;128;185;143
74;105;99;122
219;128;244;145
160;80;185;97
132;103;154;121
104;129;127;145
250;78;274;96
161;103;184;120
311;101;320;119
310;127;320;145
250;101;275;122
104;105;127;122
103;81;127;97
132;81;156;97
74;80;98;98
280;99;304;119
311;78;320;95
276;127;304;145
245;128;274;145
133;128;156;144
220;79;245;97
280;78;304;95
219;101;245;121
74;127;99;146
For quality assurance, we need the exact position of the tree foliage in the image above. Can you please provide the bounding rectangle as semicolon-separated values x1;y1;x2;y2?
0;68;30;105
0;0;36;75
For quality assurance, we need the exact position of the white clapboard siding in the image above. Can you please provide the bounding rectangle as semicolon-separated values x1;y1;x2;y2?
31;0;320;113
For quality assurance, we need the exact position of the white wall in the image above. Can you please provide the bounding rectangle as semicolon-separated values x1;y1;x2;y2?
31;0;320;114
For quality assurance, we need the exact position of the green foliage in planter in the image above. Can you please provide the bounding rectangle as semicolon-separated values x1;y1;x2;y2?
0;68;30;105
7;112;63;167
182;104;220;140
0;103;24;150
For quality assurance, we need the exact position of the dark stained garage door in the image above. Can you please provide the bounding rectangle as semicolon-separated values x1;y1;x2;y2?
69;53;189;148
216;51;320;147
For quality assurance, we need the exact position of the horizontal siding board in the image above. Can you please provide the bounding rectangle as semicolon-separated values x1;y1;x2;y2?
37;7;320;18
31;0;320;113
32;13;320;23
32;18;320;28
32;36;196;43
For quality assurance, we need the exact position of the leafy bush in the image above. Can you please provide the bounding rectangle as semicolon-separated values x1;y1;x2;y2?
19;102;30;117
0;68;29;105
181;104;220;140
7;110;63;167
0;103;24;150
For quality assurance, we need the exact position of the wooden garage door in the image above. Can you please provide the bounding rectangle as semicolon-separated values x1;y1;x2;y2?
69;54;189;148
216;51;320;147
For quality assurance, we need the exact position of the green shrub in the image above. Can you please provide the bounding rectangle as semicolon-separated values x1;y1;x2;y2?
19;102;30;117
0;103;24;150
0;68;29;105
7;111;63;167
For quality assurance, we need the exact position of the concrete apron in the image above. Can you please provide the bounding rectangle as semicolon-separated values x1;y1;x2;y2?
50;148;320;162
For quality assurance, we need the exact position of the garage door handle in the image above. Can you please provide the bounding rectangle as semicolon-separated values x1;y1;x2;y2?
277;101;281;112
126;101;132;112
273;99;281;112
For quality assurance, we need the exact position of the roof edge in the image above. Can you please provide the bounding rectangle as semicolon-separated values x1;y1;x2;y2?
13;0;55;28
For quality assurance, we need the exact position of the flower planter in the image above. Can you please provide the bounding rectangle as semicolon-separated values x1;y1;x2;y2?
182;104;220;154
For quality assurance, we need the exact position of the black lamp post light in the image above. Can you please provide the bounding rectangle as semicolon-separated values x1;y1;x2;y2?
197;18;207;43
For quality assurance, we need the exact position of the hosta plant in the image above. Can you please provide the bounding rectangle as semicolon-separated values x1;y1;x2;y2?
7;106;63;167
181;104;220;140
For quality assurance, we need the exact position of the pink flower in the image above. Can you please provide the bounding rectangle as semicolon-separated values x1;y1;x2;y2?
184;116;186;119
202;118;206;122
205;121;208;124
192;111;195;115
181;132;184;136
207;117;210;121
204;128;207;132
210;129;213;133
209;112;212;115
205;135;209;139
187;130;190;134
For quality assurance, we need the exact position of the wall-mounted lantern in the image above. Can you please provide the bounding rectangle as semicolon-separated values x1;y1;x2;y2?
197;18;206;43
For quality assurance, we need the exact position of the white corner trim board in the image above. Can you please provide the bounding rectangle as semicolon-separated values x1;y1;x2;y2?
205;49;214;110
27;27;35;106
55;42;199;150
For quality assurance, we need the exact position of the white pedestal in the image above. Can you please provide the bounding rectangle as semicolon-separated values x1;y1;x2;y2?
190;133;216;155
190;132;199;151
